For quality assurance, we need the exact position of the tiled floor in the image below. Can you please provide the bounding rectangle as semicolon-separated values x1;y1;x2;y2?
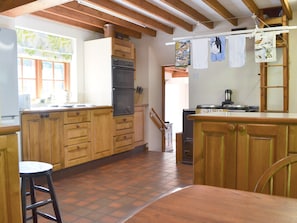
26;150;193;223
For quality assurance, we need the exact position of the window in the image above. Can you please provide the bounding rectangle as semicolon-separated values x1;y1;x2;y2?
16;28;73;104
18;58;70;101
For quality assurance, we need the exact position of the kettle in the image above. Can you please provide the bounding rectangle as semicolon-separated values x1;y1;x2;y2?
225;89;232;101
222;89;233;106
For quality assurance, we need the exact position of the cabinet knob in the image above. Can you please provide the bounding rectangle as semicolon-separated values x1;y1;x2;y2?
76;125;80;128
228;124;236;132
238;125;246;132
76;112;80;116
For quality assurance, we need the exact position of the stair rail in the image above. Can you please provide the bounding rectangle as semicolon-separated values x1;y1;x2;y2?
149;108;167;131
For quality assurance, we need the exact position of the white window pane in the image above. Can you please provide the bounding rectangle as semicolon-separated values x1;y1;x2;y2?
42;61;53;79
54;63;64;80
23;59;36;78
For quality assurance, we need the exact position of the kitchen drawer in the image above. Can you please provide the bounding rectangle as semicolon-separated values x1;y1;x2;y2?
112;38;134;60
64;142;91;167
64;110;90;124
113;133;134;154
64;122;91;145
114;115;134;135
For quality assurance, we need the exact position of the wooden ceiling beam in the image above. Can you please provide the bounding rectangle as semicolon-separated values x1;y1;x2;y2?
241;0;260;16
43;6;142;38
0;0;71;17
0;0;35;12
123;0;193;32
202;0;238;26
62;1;156;37
84;0;174;34
161;0;214;29
33;11;103;33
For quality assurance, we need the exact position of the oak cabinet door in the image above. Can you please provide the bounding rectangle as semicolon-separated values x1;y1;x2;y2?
134;106;145;147
91;108;113;159
236;124;288;192
0;134;22;223
21;112;64;170
194;122;237;188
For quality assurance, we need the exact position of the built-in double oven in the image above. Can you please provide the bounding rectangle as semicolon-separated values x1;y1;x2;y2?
112;57;135;116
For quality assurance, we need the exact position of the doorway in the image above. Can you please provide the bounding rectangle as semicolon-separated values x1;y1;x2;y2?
162;66;189;152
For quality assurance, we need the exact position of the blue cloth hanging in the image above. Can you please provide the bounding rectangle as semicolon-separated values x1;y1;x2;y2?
210;36;226;62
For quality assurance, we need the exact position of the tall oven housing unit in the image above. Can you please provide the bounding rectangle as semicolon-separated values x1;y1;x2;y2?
84;37;135;115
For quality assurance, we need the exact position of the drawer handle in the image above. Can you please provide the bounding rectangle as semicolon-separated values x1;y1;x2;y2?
77;146;80;150
40;113;49;118
76;112;80;116
76;125;80;128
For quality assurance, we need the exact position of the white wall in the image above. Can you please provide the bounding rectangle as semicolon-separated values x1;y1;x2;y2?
188;37;260;107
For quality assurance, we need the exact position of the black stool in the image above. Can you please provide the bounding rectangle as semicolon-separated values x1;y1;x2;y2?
19;161;62;223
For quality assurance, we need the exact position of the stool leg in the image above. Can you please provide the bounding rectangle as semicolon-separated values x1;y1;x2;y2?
21;176;27;223
47;174;62;223
29;177;38;223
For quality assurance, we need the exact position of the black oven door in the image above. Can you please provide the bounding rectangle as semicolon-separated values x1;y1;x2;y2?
112;59;134;89
113;88;134;116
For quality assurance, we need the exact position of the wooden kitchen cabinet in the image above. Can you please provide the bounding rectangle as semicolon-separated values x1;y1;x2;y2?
0;132;22;223
112;38;135;60
64;110;91;168
194;122;237;188
113;115;134;154
84;37;135;106
21;112;64;171
194;121;288;190
91;108;113;160
134;105;146;147
236;124;287;191
190;112;293;195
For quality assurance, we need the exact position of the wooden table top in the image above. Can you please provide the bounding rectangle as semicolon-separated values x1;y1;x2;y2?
124;185;297;223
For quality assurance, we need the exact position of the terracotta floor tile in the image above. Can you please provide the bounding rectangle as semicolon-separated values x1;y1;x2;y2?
24;150;193;222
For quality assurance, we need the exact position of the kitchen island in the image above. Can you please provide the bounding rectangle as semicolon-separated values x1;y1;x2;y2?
0;122;22;223
188;112;297;197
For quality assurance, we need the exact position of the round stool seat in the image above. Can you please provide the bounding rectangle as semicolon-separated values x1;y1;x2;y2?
19;161;62;223
19;161;53;175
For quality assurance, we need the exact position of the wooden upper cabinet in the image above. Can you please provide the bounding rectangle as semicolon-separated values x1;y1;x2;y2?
194;122;237;188
237;124;288;191
112;38;135;60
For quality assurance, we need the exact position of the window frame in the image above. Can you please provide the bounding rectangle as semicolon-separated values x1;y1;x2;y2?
18;57;70;100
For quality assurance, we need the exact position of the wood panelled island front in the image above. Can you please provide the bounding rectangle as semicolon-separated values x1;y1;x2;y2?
188;112;297;197
0;124;22;222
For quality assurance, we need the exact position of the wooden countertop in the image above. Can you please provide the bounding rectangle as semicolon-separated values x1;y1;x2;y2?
124;185;297;223
0;122;20;135
188;112;297;124
20;105;113;114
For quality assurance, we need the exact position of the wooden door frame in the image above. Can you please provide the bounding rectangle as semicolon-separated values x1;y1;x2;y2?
161;65;188;152
161;66;166;152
